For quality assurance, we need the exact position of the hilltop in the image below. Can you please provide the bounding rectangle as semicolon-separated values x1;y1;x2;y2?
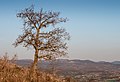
0;57;75;82
0;56;120;82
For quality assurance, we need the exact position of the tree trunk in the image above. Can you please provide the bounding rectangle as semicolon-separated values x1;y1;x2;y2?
31;28;40;71
29;49;38;81
31;49;39;72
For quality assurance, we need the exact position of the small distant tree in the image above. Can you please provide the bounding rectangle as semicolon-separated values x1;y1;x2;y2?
13;6;70;72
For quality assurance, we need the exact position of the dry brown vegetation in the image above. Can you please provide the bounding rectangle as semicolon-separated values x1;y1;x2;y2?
0;55;75;82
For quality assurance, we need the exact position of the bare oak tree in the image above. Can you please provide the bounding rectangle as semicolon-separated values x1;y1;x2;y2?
13;6;70;71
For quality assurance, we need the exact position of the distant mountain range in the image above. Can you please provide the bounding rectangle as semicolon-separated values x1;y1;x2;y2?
112;61;120;65
11;59;120;81
14;59;120;75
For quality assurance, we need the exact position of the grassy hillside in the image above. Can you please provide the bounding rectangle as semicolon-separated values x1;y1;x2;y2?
0;56;75;82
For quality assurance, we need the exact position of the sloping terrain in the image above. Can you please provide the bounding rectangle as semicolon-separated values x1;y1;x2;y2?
0;57;75;82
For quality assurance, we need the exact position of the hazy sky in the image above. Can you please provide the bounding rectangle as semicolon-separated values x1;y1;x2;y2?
0;0;120;62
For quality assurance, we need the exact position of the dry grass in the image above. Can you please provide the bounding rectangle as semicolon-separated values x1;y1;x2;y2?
0;55;75;82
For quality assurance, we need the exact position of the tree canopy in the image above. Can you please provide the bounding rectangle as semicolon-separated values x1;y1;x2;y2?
13;6;70;70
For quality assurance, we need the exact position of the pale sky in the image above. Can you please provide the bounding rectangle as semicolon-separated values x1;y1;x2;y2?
0;0;120;62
